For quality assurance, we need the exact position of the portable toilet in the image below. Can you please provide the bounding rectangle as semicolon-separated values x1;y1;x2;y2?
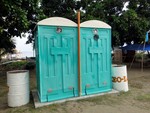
35;17;78;102
35;17;112;102
80;20;112;95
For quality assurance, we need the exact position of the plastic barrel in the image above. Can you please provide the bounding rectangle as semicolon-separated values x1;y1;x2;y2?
112;65;128;92
7;70;29;107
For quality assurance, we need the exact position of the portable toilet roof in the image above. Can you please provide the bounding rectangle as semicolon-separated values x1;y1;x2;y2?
80;20;111;29
37;17;77;27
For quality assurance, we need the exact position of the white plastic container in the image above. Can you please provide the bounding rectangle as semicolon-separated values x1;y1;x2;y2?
7;70;29;107
112;65;128;92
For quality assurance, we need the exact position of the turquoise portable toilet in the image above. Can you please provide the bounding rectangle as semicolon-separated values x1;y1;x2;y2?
80;20;112;95
35;17;78;102
35;17;112;102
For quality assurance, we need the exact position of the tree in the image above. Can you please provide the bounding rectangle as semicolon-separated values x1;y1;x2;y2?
0;36;15;61
0;0;45;60
118;9;148;45
79;0;149;46
78;0;126;46
118;0;150;45
1;0;149;56
41;0;77;21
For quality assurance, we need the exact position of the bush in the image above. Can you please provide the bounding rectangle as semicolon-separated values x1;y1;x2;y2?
0;61;36;71
29;57;35;60
135;52;148;60
2;61;28;71
25;62;35;70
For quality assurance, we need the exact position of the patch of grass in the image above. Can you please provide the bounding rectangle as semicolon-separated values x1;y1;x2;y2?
78;91;132;106
0;75;7;86
49;104;59;111
59;104;68;113
78;94;122;105
0;89;7;97
37;104;59;112
0;75;7;97
0;71;6;76
136;94;150;102
129;82;143;89
7;107;28;113
117;91;131;97
6;103;59;113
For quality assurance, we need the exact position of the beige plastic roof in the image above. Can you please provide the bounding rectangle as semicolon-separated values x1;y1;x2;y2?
80;20;111;29
37;17;77;27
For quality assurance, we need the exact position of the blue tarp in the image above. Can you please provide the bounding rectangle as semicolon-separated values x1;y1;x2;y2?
121;44;150;51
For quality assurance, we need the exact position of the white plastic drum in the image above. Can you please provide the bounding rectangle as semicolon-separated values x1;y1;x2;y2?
112;65;128;92
7;70;29;107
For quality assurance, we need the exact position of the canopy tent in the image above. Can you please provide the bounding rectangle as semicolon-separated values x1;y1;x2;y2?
120;30;150;71
121;44;150;51
121;44;150;71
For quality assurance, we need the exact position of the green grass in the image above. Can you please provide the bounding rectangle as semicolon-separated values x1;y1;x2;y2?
0;89;7;97
136;94;150;102
5;103;59;113
77;93;124;105
117;91;131;97
129;82;143;89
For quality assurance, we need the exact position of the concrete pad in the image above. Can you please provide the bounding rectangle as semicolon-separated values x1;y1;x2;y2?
32;90;119;108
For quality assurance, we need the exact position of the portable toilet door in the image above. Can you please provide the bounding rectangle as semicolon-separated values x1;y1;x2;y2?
80;20;112;95
35;17;78;102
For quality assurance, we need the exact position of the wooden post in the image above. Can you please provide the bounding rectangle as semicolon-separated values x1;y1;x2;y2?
141;42;146;72
77;11;81;96
129;43;142;70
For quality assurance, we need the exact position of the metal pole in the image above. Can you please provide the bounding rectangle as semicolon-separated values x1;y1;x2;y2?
77;11;81;96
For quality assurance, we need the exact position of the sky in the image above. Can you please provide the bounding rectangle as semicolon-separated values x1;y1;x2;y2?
15;36;34;58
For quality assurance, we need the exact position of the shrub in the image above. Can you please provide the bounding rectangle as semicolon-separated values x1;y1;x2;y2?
25;62;35;70
0;60;36;71
3;61;28;71
135;52;148;60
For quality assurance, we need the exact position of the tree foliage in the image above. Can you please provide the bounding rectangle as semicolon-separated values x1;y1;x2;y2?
41;0;78;22
79;0;126;46
0;0;150;58
118;9;149;45
40;0;150;46
123;0;150;44
0;0;45;60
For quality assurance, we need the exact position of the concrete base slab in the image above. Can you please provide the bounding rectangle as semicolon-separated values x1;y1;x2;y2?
32;90;119;108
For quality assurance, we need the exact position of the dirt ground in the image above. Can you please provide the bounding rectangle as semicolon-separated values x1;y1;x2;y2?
0;65;150;113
